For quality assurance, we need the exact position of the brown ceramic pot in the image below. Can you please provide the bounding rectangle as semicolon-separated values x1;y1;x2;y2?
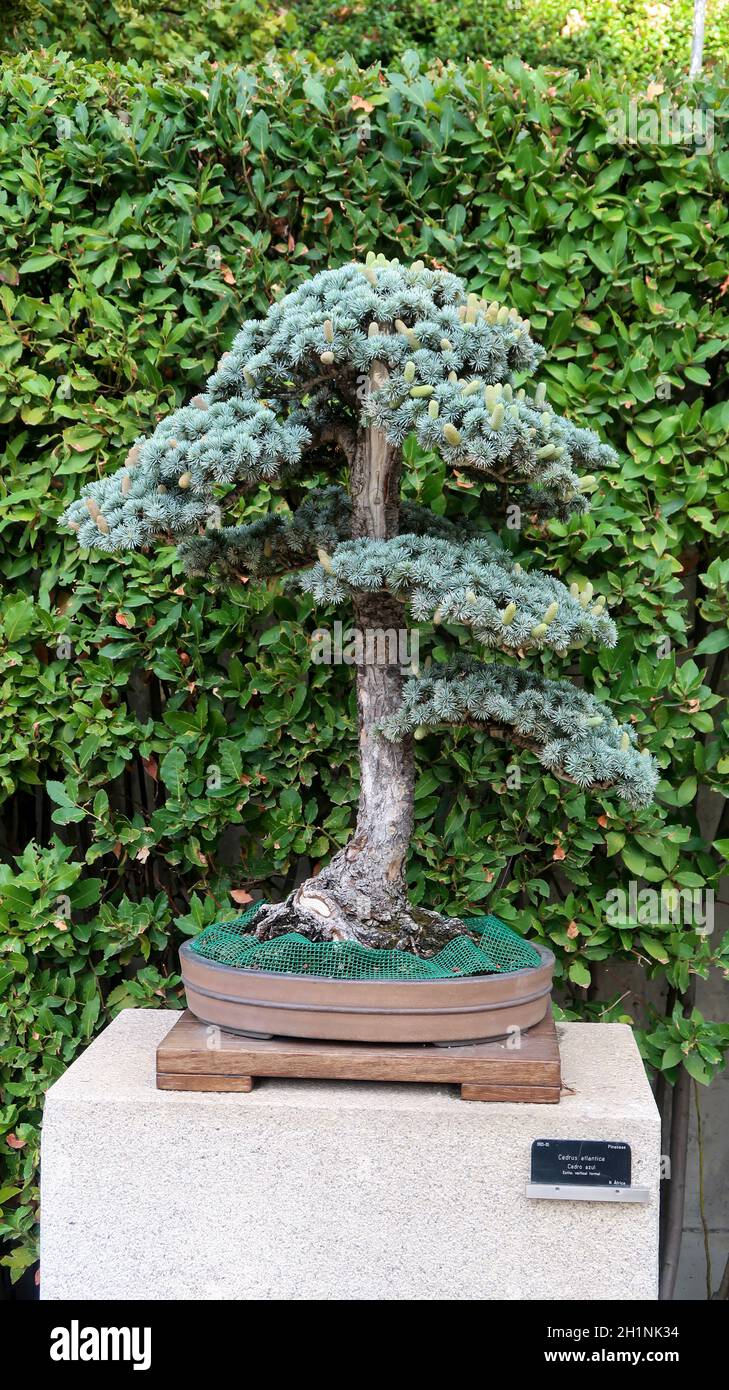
179;940;555;1044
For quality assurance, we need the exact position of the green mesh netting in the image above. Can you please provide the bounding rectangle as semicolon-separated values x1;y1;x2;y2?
189;902;542;980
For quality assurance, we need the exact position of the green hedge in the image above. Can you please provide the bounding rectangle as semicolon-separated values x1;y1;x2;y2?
1;50;729;1277
288;0;729;83
4;0;729;83
1;0;292;64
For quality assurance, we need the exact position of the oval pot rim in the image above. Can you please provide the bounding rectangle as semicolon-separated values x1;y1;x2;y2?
180;937;555;987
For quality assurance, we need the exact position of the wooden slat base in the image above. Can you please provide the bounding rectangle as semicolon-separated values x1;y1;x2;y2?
157;1010;561;1103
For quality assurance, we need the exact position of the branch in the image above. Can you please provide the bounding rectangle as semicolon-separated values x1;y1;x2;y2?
378;654;658;810
296;532;617;660
368;363;613;515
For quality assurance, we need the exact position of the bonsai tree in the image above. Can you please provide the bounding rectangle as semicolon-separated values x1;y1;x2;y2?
64;257;657;954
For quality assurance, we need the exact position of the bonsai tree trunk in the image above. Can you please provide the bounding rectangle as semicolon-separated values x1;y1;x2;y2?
255;364;466;953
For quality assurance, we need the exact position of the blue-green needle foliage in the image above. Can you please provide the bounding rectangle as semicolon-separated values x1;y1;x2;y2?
63;255;655;807
63;255;606;554
380;656;658;809
300;534;616;658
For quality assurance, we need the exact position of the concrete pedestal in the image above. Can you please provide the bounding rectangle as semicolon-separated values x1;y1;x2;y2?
41;1010;660;1301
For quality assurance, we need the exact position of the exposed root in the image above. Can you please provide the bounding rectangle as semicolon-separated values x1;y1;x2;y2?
253;875;469;957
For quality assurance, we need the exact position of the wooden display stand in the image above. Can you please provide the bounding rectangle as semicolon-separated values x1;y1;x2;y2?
156;1009;561;1102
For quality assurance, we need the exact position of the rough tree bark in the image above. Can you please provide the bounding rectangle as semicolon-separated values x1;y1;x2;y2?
255;359;467;953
